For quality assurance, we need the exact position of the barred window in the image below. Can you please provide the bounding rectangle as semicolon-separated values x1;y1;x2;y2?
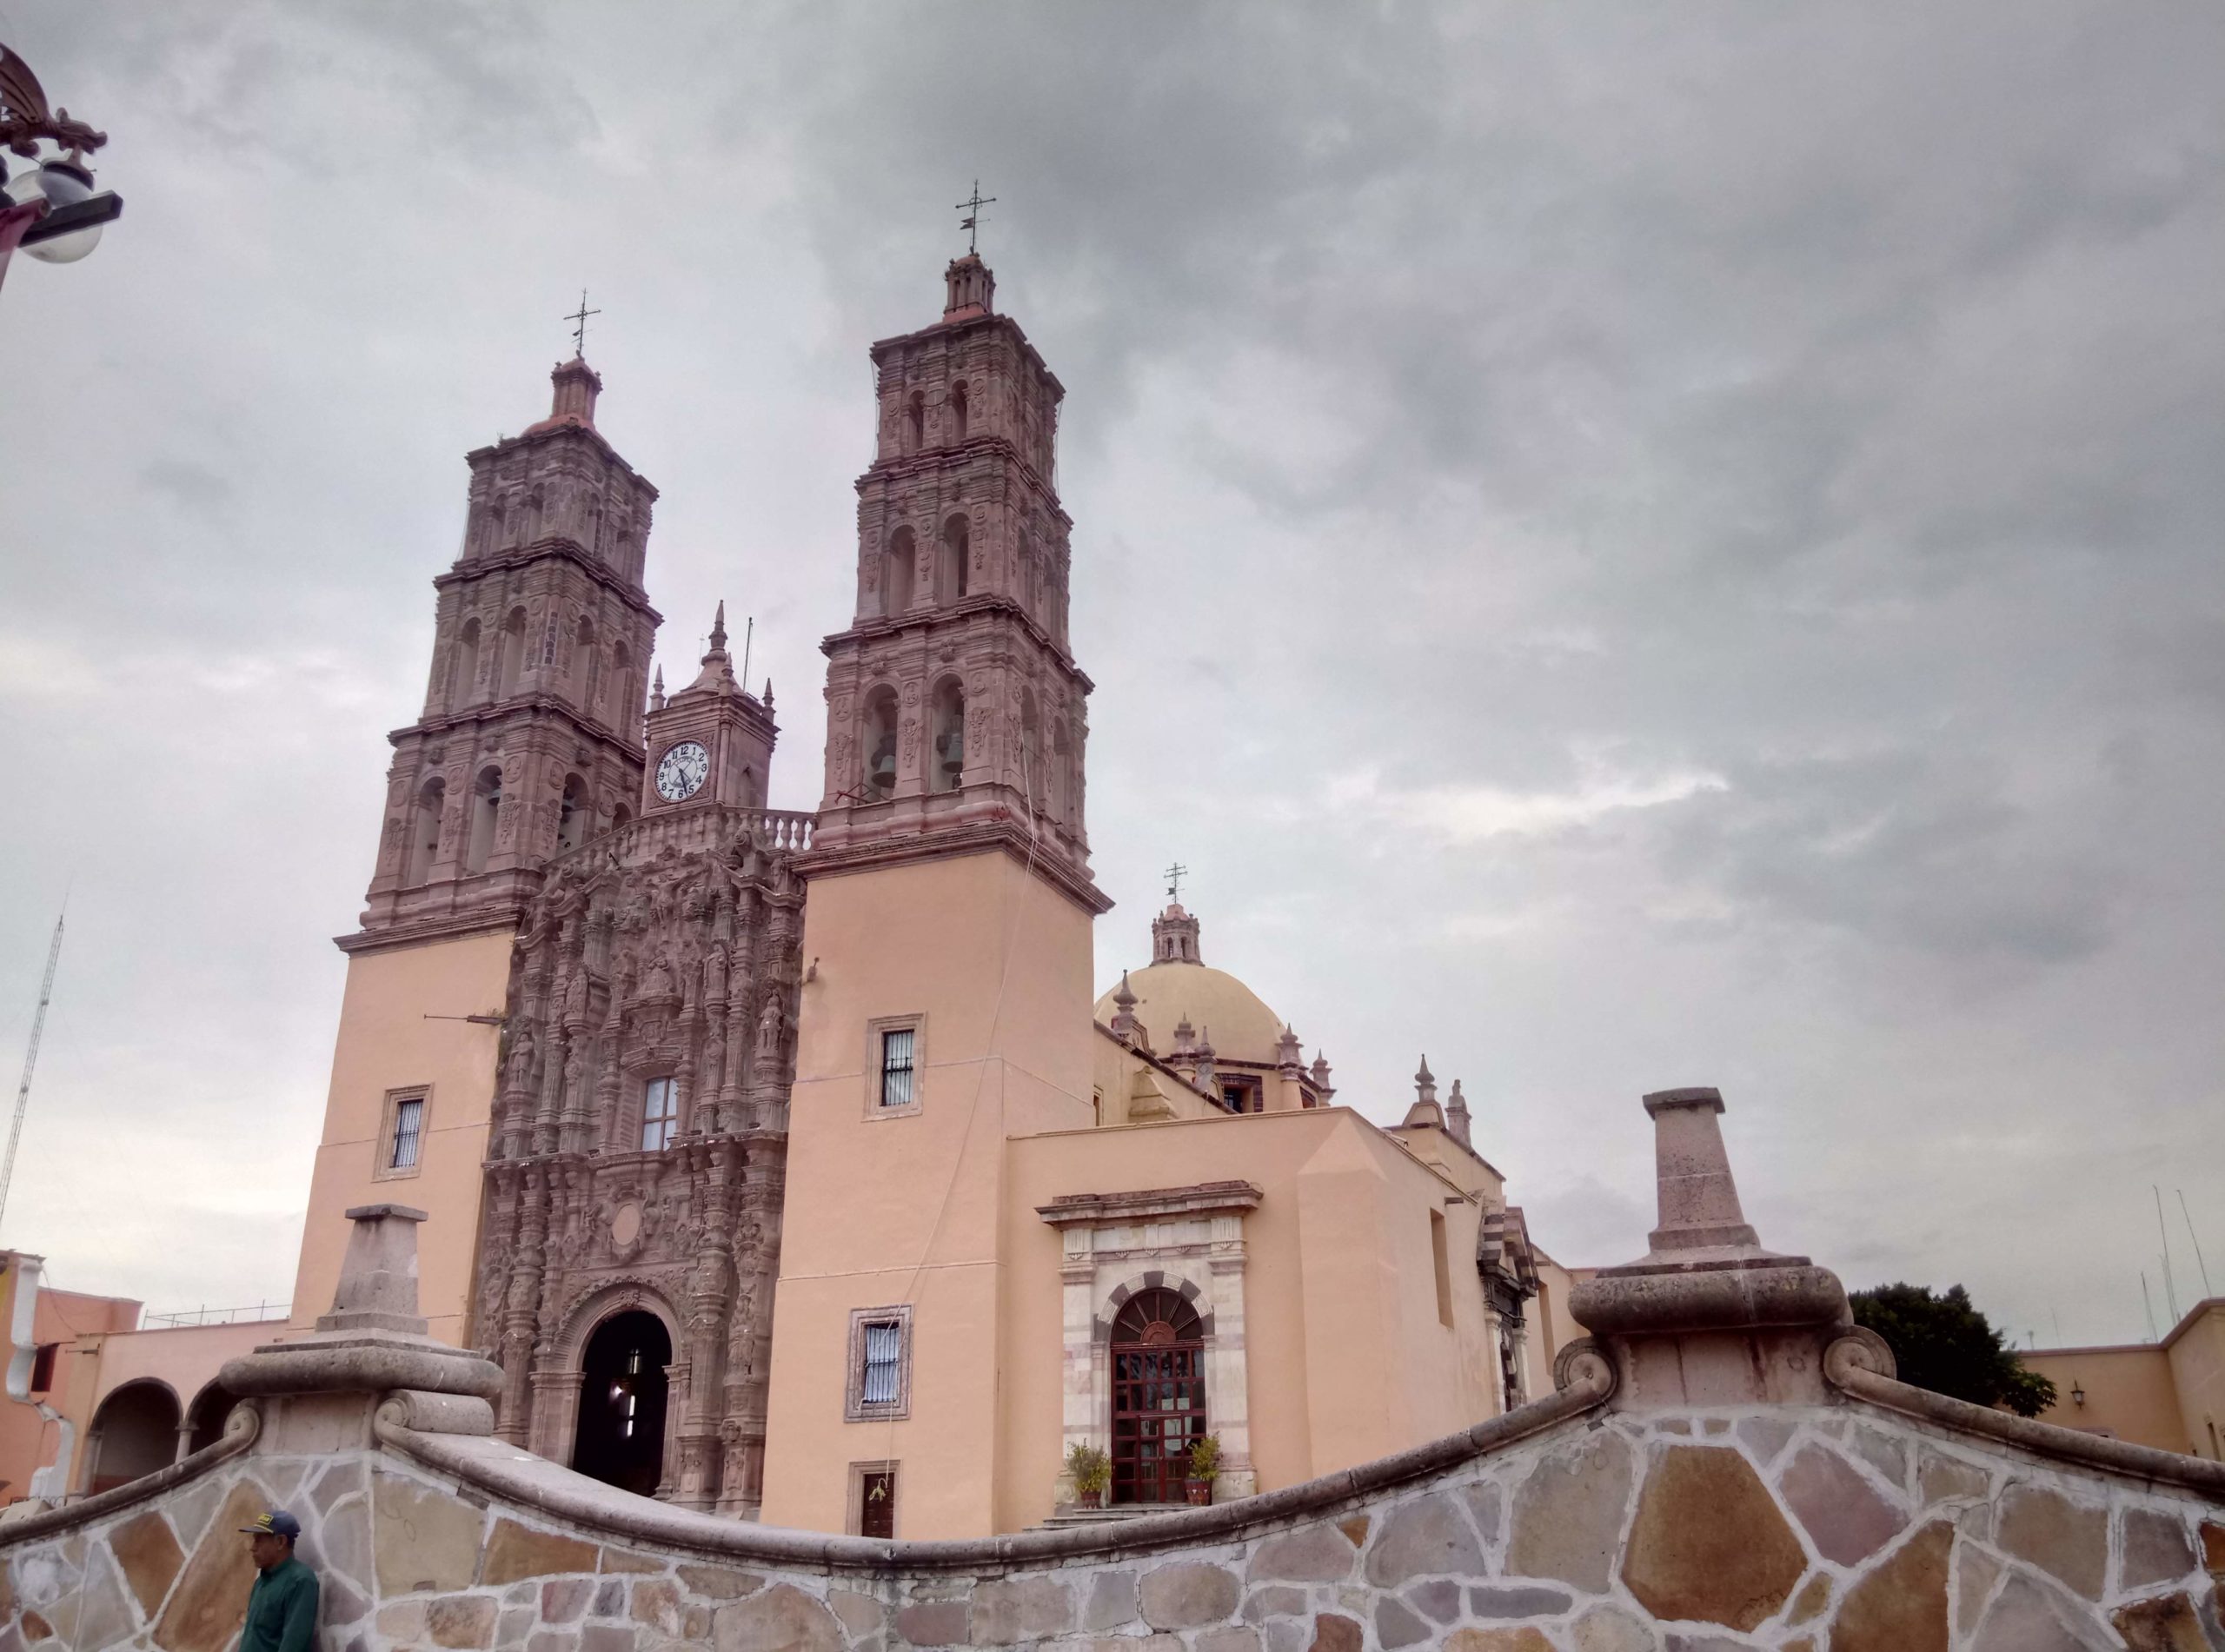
641;1077;679;1151
880;1028;915;1108
845;1304;913;1420
389;1097;424;1169
861;1321;902;1405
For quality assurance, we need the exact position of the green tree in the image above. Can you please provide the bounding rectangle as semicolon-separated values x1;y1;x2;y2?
1849;1283;2058;1418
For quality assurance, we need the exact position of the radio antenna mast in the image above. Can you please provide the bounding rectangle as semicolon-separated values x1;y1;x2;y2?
0;907;65;1235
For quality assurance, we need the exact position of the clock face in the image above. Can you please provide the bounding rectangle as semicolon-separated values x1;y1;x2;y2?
655;740;710;802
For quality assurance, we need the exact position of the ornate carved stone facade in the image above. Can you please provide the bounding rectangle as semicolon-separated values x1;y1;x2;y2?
471;803;808;1516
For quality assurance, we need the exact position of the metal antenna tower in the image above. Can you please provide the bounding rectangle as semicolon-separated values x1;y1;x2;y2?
0;908;64;1234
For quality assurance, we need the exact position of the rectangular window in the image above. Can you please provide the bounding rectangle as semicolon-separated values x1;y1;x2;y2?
1431;1209;1455;1328
849;1462;898;1538
845;1304;913;1420
880;1028;914;1108
389;1098;424;1170
375;1086;431;1181
29;1343;57;1394
641;1077;679;1151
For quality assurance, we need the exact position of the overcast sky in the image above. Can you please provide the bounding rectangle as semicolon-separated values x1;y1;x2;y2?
1;3;2219;1349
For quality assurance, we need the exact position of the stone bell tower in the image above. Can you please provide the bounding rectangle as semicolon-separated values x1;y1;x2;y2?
289;355;662;1347
761;252;1111;1537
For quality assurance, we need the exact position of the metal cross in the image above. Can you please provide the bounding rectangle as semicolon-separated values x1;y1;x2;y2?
1163;862;1188;903
563;289;601;355
955;180;996;255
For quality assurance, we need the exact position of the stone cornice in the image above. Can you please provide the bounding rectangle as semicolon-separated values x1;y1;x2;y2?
820;594;1093;692
465;419;660;499
435;534;663;620
1037;1181;1265;1228
869;309;1066;400
387;693;648;759
794;819;1113;916
335;908;523;956
857;437;1070;528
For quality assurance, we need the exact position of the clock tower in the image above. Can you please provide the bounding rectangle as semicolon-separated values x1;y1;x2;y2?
641;600;779;816
289;354;663;1346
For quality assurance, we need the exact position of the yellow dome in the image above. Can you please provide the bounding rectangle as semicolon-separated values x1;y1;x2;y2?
1094;962;1288;1067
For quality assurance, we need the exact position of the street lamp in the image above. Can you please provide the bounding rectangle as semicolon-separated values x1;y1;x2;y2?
0;41;124;289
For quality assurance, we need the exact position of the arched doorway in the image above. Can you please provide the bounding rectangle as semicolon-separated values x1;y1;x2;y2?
85;1381;181;1494
572;1310;670;1497
1110;1289;1206;1505
184;1381;242;1454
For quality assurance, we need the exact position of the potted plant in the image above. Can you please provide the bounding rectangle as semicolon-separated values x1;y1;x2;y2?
1186;1433;1221;1505
1066;1441;1111;1510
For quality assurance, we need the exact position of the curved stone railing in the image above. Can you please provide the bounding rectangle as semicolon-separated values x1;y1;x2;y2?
373;1359;1617;1572
1824;1330;2225;1501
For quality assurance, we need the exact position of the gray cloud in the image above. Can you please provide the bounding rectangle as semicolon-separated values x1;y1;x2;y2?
0;0;2218;1345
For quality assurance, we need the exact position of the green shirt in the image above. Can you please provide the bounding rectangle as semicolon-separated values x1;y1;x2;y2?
239;1555;318;1652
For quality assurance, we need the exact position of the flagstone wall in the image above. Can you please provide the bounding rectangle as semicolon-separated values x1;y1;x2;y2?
3;1383;2221;1652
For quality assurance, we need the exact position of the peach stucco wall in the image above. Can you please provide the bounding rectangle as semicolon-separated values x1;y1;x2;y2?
762;849;1099;1540
2166;1302;2225;1459
288;929;513;1346
2026;1343;2191;1453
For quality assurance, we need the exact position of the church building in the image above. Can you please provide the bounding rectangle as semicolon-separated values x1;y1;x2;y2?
283;249;1568;1539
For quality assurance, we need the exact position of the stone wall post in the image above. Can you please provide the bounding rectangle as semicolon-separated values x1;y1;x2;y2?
1566;1087;1861;1410
219;1202;503;1455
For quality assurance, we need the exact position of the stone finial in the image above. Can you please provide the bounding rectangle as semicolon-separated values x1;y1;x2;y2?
1567;1086;1850;1410
1310;1052;1334;1102
683;600;738;695
1642;1086;1761;1254
1276;1024;1304;1076
944;251;995;320
318;1203;430;1335
1171;1014;1195;1056
1193;1027;1218;1092
1445;1078;1473;1149
762;678;773;707
1109;970;1144;1047
649;664;667;712
1414;1056;1437;1108
533;355;602;431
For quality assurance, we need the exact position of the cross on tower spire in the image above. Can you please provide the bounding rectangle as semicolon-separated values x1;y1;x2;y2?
955;180;996;255
563;289;601;356
1163;862;1188;903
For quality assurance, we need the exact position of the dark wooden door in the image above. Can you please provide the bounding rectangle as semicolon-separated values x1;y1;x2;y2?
1109;1288;1206;1504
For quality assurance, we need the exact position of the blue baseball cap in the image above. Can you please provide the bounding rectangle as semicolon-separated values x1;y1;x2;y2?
238;1510;302;1539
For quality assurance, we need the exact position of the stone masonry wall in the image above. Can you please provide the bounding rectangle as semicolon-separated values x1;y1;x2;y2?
4;1394;2221;1652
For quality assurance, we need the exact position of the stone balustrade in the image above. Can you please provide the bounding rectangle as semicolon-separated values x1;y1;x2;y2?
546;803;815;874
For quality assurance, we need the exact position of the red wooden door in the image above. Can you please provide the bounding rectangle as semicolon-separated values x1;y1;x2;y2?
1109;1289;1206;1504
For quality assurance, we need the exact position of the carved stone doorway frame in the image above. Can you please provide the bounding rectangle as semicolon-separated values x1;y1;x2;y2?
532;1280;688;1499
1037;1181;1263;1505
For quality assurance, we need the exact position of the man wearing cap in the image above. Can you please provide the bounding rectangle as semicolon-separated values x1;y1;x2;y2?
236;1509;319;1652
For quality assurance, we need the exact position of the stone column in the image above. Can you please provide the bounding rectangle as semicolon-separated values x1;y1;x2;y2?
1204;1214;1257;1501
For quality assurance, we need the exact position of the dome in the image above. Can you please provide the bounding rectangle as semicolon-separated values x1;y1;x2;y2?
1093;961;1288;1067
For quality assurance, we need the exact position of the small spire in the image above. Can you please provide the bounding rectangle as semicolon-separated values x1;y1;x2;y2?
709;600;727;654
1193;1027;1218;1094
1445;1078;1473;1150
1310;1052;1335;1102
648;664;666;712
1276;1024;1304;1076
762;678;774;707
677;601;738;696
1414;1056;1437;1107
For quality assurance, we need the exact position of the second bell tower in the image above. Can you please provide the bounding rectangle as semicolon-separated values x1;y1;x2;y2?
763;252;1111;1536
